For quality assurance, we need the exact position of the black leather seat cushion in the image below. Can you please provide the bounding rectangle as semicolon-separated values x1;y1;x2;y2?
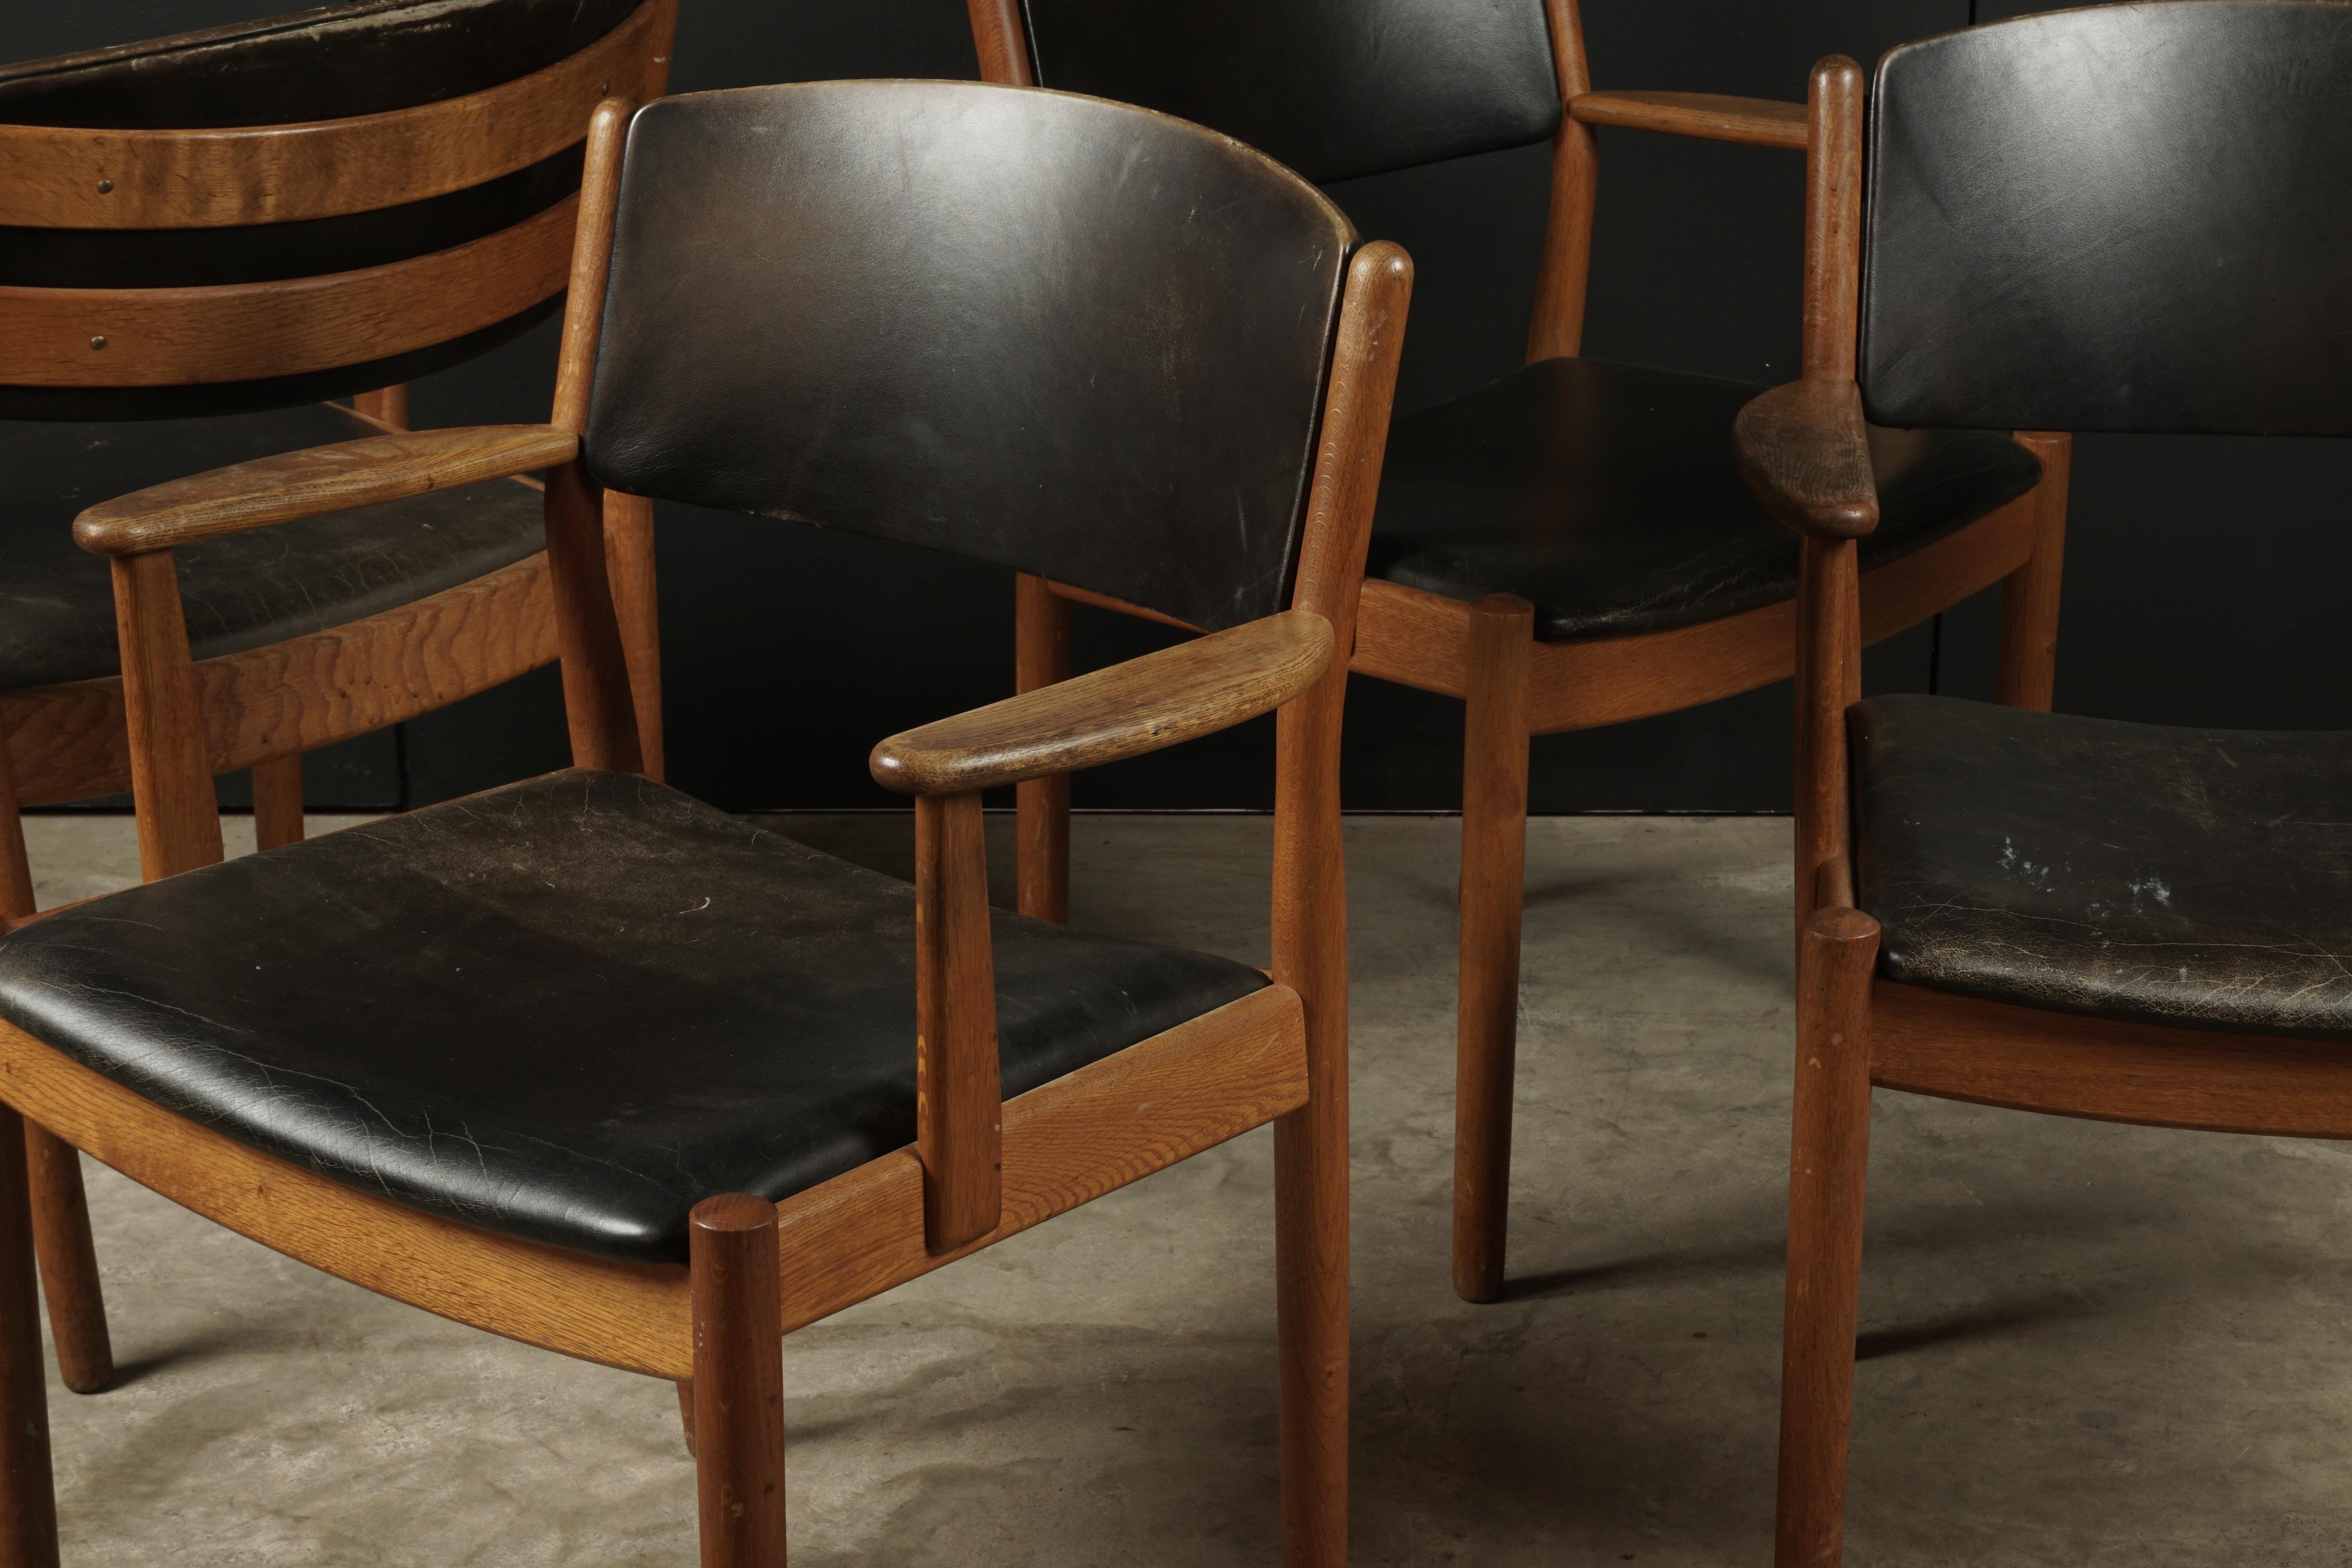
0;401;543;691
1855;694;2352;1038
0;771;1270;1263
1367;358;2044;642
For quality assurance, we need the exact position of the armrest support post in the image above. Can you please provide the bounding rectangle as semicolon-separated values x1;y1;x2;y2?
915;790;1002;1251
110;551;224;882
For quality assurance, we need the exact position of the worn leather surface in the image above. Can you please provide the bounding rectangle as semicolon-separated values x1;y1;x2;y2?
1862;2;2352;435
586;82;1353;633
1020;0;1560;185
1369;358;2043;641
1855;695;2352;1038
0;0;642;128
0;401;543;690
0;770;1272;1262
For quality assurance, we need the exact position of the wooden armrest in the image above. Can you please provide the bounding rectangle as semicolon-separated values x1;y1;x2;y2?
1569;91;1808;151
73;424;579;556
871;609;1334;796
1733;379;1879;538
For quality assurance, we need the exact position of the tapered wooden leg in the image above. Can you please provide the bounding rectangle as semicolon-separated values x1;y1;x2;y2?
1994;431;2071;713
250;753;305;852
23;1132;108;1396
1013;574;1072;924
1454;594;1534;1304
0;732;113;1399
675;1380;697;1457
351;385;410;430
1775;907;1880;1568
691;1194;784;1568
0;1106;58;1567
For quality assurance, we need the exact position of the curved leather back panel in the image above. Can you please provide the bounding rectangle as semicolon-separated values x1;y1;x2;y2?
0;0;642;128
1020;0;1560;185
1862;1;2352;435
584;83;1354;631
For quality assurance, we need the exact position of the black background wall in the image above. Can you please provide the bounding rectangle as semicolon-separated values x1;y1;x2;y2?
240;0;2352;815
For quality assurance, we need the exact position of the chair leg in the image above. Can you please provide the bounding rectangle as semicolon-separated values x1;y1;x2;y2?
675;1380;698;1457
251;753;305;852
1274;1098;1348;1568
1775;908;1880;1568
1453;594;1534;1304
690;1195;784;1568
0;1107;58;1567
1013;575;1072;924
1993;431;2071;712
0;763;114;1400
23;1131;109;1396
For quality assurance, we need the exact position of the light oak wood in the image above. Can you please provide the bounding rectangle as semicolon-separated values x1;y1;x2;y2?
1570;89;1810;150
1872;982;2352;1137
109;552;223;882
1347;492;2034;733
771;985;1306;1330
250;753;305;852
1274;240;1413;1568
1452;595;1533;1305
1792;537;1860;921
0;197;576;388
1526;0;1599;363
1996;432;2071;711
965;0;1037;87
1802;60;1865;383
604;490;667;780
914;792;1004;1252
543;99;647;777
350;386;411;429
1775;906;1878;1568
1043;579;1202;633
0;1015;695;1379
1013;574;1074;923
73;425;578;554
690;1195;786;1568
24;1127;111;1395
0;0;675;230
2;549;556;809
873;611;1334;796
1733;379;1878;538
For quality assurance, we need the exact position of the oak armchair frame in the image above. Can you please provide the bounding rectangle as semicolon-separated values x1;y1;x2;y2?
0;93;1414;1568
0;0;677;1401
1739;55;2344;1568
971;0;2074;1305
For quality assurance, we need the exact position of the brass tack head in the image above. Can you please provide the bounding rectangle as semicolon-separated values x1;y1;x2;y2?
96;178;113;193
89;336;106;350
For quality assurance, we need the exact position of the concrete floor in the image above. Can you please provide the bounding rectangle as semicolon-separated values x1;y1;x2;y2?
14;810;2352;1564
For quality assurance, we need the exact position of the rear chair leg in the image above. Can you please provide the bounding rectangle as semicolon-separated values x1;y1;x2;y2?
0;750;114;1398
691;1195;785;1568
1453;594;1533;1304
24;1131;109;1395
251;753;306;852
1775;908;1880;1568
0;1106;58;1566
1994;431;2071;712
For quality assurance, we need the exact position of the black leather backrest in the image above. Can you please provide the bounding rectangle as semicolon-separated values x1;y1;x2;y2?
584;83;1355;632
0;0;642;128
1018;0;1561;185
1862;1;2352;436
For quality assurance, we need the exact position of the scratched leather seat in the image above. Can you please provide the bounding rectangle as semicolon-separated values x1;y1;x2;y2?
0;0;677;1400
0;79;1389;1559
1729;7;2352;1561
1851;695;2352;1037
975;0;2060;1306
